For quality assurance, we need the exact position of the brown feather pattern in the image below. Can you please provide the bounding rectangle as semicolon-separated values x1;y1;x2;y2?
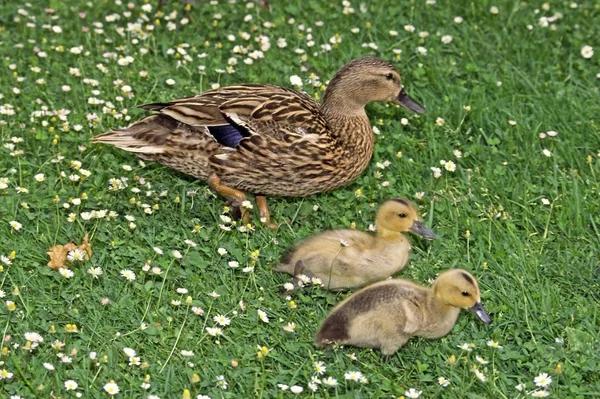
92;57;417;197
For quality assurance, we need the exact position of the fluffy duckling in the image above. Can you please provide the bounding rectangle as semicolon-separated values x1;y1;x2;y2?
315;269;491;355
274;199;436;291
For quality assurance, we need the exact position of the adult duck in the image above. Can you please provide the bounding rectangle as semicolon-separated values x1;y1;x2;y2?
92;57;425;228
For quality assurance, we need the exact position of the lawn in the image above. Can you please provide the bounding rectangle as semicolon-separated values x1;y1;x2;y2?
1;0;599;398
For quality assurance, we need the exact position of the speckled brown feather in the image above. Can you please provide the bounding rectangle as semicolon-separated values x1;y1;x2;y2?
92;57;412;197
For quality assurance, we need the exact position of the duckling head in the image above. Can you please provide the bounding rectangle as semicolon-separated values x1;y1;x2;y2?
322;56;425;114
433;269;492;324
376;199;436;239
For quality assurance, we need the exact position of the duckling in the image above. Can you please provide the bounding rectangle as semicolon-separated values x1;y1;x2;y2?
274;199;436;291
315;269;491;355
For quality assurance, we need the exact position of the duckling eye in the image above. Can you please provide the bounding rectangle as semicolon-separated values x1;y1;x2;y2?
385;73;395;81
397;213;407;218
461;291;470;297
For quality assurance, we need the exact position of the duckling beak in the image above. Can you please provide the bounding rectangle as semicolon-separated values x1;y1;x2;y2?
468;302;492;324
409;221;436;240
394;88;426;114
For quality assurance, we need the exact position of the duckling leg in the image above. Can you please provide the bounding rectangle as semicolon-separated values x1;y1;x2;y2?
207;174;250;224
256;195;277;230
381;341;404;356
380;337;408;356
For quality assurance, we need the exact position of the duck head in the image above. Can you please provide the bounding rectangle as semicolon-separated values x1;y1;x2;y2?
375;199;436;240
322;56;426;114
433;269;492;324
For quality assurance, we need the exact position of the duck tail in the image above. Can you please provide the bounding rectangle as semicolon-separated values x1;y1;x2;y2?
92;115;174;154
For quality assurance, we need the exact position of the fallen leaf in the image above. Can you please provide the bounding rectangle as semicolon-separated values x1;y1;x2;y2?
79;233;92;260
47;243;76;270
47;234;92;270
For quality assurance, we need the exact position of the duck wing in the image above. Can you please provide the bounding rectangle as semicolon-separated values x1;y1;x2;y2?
92;84;338;192
139;84;331;145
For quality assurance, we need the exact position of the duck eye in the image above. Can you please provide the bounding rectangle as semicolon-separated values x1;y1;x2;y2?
385;73;395;81
461;291;470;297
398;213;407;218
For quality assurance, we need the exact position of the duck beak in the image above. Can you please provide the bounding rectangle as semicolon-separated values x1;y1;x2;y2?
409;221;436;240
468;302;492;324
394;88;426;114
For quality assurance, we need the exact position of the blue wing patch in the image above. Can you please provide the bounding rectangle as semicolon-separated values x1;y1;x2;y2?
208;124;248;148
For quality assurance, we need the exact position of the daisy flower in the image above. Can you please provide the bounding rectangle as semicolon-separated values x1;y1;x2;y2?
405;388;422;398
487;340;503;349
67;248;86;262
314;361;326;375
322;377;337;386
24;332;43;343
172;250;183;259
534;373;552;387
120;269;136;281
444;161;456;172
191;307;204;316
104;381;120;395
59;268;74;279
216;375;228;390
289;75;303;87
581;45;594;59
123;348;136;357
458;343;474;351
258;309;269;323
214;315;231;326
476;356;489;365
0;369;14;379
206;327;223;336
290;386;303;394
531;390;550;397
473;368;486;382
344;371;366;382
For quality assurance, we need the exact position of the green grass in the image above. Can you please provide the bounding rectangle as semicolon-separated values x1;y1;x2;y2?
1;0;599;397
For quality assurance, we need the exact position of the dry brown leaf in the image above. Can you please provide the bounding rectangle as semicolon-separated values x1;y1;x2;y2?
47;243;76;270
47;234;93;270
79;233;92;260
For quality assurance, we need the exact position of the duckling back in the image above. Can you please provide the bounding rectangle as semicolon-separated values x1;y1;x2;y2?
275;229;410;290
315;279;429;355
315;269;490;355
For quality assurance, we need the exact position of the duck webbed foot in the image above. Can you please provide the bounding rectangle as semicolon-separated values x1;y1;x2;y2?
208;174;250;224
256;195;277;230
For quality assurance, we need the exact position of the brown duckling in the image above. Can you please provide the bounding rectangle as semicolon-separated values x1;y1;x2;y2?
274;199;435;291
315;269;491;355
